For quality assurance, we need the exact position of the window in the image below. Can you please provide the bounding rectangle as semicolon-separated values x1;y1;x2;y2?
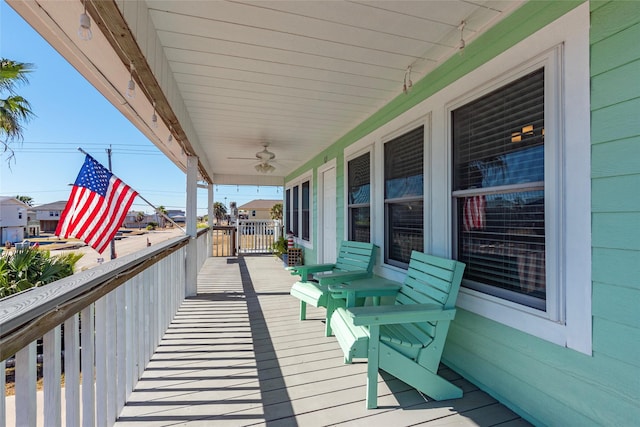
285;189;291;232
347;152;371;242
292;185;299;236
285;173;312;244
384;126;424;268
301;181;310;241
452;68;546;310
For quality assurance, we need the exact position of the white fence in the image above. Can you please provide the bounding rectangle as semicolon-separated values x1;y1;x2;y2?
236;220;281;254
1;230;209;426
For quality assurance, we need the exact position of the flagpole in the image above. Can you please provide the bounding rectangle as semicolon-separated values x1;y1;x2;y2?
78;147;187;233
106;145;117;259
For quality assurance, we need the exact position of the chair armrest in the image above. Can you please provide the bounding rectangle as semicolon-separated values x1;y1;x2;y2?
315;270;370;285
348;304;456;326
288;263;336;280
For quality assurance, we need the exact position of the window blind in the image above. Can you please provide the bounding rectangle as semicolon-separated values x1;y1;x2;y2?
452;68;546;309
384;126;424;267
348;153;371;242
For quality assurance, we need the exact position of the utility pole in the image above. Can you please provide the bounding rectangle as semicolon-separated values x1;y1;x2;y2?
107;145;117;260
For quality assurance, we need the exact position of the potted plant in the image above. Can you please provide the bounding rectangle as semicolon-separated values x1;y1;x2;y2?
272;236;288;265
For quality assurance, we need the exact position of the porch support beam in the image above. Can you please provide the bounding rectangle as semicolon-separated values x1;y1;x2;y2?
185;156;198;296
208;183;214;257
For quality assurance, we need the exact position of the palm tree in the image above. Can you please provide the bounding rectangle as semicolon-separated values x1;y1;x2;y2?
16;195;34;206
270;202;283;221
135;211;145;229
1;59;35;161
213;202;227;224
156;205;167;228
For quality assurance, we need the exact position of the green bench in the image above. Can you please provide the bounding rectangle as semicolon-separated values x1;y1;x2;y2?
330;250;465;409
289;241;376;336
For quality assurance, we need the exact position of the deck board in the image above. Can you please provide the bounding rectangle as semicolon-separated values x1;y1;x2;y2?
115;256;529;426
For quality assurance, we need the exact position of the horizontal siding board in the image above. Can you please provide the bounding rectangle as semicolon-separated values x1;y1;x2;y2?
592;248;640;287
593;317;640;368
591;137;640;179
447;315;640;425
590;0;640;44
448;311;640;401
591;59;640;109
592;175;640;212
592;213;640;250
591;23;640;76
592;136;640;177
591;98;640;144
444;332;623;427
593;282;640;328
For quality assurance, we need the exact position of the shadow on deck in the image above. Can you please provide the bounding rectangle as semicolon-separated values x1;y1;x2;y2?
115;256;529;426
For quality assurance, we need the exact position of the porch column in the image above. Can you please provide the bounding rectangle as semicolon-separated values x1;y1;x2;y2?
207;183;214;257
185;155;198;296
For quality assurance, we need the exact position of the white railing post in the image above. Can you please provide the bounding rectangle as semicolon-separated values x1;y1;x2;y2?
0;360;5;426
15;341;37;427
43;326;61;427
116;285;127;415
95;296;107;427
106;293;117;424
64;314;80;427
81;304;95;427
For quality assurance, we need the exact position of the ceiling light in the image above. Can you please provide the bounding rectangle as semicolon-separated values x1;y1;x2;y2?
255;163;276;173
78;0;92;41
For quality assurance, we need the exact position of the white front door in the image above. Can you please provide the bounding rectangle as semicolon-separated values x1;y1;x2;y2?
319;160;337;263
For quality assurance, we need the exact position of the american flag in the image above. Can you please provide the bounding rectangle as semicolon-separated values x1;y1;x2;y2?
56;155;138;254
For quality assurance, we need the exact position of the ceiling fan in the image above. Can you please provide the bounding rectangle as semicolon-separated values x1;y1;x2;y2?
228;143;277;173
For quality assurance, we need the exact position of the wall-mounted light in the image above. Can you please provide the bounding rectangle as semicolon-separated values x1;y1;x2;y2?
78;0;93;41
126;63;136;98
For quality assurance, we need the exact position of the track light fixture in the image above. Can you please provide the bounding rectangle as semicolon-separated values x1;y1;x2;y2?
78;0;92;41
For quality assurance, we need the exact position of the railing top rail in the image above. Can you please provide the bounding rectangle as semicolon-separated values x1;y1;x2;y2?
0;234;190;360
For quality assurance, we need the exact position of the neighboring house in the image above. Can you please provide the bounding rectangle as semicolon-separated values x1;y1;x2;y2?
238;199;280;220
32;201;67;233
26;209;40;238
0;197;29;244
284;3;639;426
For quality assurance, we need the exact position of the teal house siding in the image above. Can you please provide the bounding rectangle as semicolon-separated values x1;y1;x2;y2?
287;1;640;424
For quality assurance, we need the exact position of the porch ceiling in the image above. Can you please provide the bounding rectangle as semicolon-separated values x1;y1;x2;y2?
10;0;524;185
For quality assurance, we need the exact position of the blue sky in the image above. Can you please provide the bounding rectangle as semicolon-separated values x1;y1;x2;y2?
0;2;282;215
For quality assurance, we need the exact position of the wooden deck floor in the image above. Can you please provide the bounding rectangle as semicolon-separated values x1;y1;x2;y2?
115;256;529;426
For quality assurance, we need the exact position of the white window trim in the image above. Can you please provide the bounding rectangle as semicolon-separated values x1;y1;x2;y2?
343;145;374;242
447;4;591;354
285;170;313;249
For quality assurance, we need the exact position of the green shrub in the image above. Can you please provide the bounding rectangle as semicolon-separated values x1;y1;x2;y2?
0;248;83;299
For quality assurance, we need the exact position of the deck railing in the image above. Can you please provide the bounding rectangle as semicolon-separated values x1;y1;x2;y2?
237;220;281;254
1;229;210;427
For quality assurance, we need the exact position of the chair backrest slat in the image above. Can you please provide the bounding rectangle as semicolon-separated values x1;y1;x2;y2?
334;241;376;273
